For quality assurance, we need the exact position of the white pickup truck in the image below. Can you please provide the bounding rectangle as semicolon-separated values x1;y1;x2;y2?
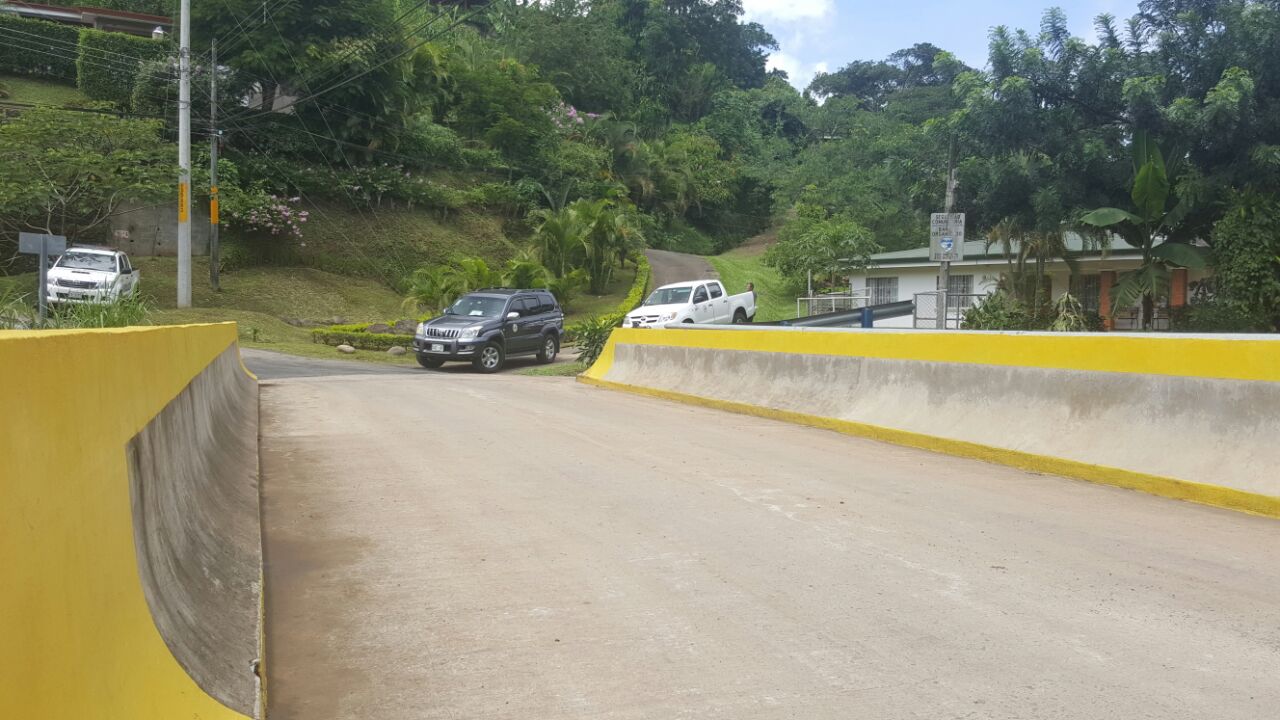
623;279;756;328
45;246;140;305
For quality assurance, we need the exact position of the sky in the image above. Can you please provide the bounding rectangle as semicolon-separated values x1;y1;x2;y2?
744;0;1143;90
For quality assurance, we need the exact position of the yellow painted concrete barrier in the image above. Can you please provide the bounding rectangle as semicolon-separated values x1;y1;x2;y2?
583;327;1280;518
0;324;259;719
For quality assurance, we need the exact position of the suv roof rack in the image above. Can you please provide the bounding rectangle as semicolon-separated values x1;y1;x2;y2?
474;287;550;293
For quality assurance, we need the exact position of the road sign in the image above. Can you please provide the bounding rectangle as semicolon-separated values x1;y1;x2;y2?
18;232;67;256
17;232;67;325
929;213;965;262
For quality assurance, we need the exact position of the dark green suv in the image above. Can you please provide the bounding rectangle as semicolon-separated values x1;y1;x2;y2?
412;289;564;373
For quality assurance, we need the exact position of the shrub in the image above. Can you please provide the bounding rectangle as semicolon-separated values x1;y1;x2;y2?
566;313;622;366
48;294;151;328
401;117;463;166
77;28;168;105
0;15;80;81
1170;299;1270;333
962;290;1048;330
311;327;408;351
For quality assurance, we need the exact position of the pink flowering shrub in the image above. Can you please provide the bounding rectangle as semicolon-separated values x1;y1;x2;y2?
227;192;309;240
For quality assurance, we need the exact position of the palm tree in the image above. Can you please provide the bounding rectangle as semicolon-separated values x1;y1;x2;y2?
402;265;463;315
530;207;586;278
1081;130;1207;329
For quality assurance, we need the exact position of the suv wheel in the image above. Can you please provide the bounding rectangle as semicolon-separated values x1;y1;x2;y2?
537;334;559;364
473;342;505;373
417;355;444;369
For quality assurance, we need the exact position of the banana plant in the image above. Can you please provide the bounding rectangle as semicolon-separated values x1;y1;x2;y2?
1080;130;1207;329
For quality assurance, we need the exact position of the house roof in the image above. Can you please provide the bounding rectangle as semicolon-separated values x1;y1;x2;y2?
869;232;1145;268
1;3;172;27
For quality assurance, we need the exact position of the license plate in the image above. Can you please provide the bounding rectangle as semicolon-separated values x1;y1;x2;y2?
69;292;84;299
430;343;444;353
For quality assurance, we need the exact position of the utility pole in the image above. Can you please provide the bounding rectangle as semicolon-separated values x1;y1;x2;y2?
937;155;956;329
176;0;192;307
209;38;220;291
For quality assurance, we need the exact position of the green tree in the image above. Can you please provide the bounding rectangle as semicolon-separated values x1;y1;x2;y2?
765;197;880;288
1210;192;1280;330
0;108;169;243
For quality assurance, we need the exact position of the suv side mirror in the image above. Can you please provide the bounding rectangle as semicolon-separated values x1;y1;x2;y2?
506;311;520;320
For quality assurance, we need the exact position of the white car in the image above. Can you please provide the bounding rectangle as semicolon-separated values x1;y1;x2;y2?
624;279;756;328
46;246;140;305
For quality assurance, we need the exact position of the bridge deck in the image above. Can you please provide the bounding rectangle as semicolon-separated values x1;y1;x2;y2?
260;370;1280;720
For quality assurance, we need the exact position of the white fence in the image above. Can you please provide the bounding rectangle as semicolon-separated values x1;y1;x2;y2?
795;292;871;318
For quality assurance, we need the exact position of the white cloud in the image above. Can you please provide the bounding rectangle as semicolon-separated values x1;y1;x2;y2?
767;52;829;90
742;0;834;22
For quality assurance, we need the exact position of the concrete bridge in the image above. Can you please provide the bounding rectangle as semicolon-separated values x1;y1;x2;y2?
4;324;1279;719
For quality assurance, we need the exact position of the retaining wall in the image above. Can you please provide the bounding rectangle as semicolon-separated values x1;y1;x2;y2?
0;324;261;719
582;327;1280;517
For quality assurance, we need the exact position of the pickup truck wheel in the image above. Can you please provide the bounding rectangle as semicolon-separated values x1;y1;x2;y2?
537;334;559;364
416;355;444;369
473;342;505;373
732;308;748;324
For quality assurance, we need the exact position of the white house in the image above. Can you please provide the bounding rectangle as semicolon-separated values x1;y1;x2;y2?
848;236;1211;330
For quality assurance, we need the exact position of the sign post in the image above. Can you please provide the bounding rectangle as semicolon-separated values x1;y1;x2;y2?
929;212;965;328
18;232;68;325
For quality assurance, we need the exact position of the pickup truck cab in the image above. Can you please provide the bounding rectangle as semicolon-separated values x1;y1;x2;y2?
45;246;139;305
623;279;756;328
413;288;564;373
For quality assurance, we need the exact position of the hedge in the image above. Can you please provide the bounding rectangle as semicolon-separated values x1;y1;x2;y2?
311;327;410;351
77;28;168;105
0;15;80;81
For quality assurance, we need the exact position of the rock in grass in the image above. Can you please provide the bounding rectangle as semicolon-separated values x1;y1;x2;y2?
337;344;356;354
387;346;406;356
366;322;393;334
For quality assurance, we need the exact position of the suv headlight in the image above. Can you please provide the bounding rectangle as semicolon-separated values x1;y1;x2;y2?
459;326;481;340
660;312;678;322
416;322;427;336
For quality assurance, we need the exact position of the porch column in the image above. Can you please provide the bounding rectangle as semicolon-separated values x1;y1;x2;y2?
1171;268;1189;308
1099;271;1116;331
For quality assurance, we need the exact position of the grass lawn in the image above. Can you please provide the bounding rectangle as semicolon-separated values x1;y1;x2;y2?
565;268;636;322
136;257;407;322
515;361;587;377
149;307;420;367
706;246;798;323
0;75;88;106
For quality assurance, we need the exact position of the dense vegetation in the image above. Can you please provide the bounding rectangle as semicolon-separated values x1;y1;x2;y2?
4;1;1280;329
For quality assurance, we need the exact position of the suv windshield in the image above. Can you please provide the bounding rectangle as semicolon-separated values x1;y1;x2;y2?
57;251;115;272
448;295;507;318
645;287;693;306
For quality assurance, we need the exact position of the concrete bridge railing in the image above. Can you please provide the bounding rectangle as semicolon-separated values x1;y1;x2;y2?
1;324;263;719
582;326;1280;518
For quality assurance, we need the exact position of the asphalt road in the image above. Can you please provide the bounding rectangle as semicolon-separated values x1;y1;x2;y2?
260;373;1280;720
646;248;716;289
241;348;415;380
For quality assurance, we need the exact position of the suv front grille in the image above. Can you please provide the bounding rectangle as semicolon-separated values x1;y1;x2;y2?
426;327;461;339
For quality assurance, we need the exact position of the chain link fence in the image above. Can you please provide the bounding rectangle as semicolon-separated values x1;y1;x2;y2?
912;291;986;329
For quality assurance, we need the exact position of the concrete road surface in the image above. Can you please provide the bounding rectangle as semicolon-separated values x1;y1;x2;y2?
646;248;716;290
261;373;1280;720
241;348;416;380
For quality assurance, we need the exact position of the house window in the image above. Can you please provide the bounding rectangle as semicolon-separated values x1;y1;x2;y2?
1069;275;1101;313
947;274;974;310
867;277;898;305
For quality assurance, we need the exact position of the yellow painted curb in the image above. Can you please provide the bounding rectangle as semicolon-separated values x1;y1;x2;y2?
578;374;1280;520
